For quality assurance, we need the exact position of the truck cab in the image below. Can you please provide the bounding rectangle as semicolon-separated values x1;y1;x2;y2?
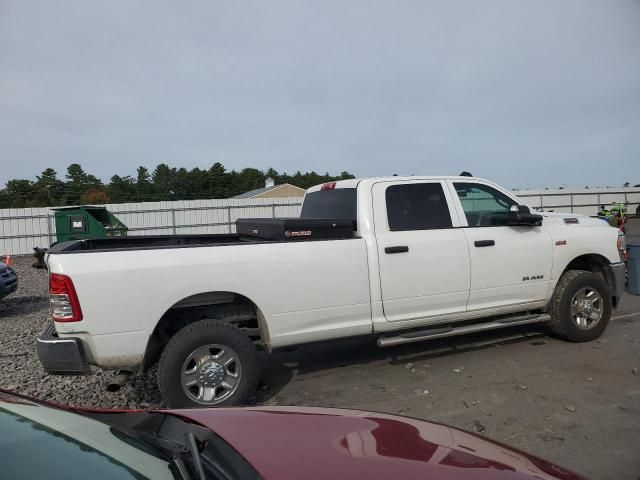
305;176;622;331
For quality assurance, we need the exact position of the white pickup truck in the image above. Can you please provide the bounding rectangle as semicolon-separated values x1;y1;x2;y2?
38;175;625;407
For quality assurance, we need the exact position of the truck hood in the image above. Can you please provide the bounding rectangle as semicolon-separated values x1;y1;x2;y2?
170;406;586;480
541;212;609;227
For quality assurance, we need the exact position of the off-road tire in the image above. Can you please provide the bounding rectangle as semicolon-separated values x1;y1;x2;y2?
158;319;260;407
548;270;612;342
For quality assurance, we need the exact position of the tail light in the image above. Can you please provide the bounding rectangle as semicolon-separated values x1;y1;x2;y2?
617;235;627;262
49;273;83;322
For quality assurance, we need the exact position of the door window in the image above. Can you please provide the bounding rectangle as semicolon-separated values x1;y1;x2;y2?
454;182;517;227
385;183;452;231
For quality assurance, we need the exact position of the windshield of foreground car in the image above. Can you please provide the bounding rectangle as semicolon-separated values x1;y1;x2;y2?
0;403;176;480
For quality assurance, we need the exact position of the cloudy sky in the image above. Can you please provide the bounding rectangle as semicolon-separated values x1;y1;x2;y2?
1;0;639;189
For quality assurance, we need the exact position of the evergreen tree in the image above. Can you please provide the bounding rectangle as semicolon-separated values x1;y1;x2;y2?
208;162;229;197
108;175;136;202
151;163;175;200
65;163;103;205
136;166;152;198
2;179;34;208
33;168;64;206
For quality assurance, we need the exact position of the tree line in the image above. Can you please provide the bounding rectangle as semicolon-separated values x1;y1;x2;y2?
0;163;355;208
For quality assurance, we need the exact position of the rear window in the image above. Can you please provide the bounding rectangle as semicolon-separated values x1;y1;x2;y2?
300;189;357;226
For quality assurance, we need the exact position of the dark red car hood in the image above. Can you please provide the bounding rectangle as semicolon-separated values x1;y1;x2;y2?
169;406;586;480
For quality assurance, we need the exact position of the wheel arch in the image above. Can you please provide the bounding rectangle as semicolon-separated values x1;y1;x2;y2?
141;291;270;371
560;253;618;306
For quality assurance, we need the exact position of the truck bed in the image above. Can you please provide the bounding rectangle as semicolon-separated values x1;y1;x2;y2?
47;217;357;254
48;234;276;254
48;231;355;254
46;230;372;355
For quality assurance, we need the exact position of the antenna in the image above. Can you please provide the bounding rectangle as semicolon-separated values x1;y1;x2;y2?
459;171;473;177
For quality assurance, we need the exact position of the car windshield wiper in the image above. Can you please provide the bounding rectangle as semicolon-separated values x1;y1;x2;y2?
96;412;232;480
184;432;207;480
108;425;192;480
172;455;194;480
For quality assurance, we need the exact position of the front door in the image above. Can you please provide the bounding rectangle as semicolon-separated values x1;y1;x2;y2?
447;181;553;311
373;180;471;323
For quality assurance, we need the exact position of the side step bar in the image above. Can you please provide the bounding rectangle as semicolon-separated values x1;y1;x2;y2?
377;313;550;347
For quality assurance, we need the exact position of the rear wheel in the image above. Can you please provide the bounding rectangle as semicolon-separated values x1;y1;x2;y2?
157;319;260;407
548;270;612;342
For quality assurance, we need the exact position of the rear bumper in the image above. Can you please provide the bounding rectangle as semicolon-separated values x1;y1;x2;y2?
611;261;626;302
36;321;90;374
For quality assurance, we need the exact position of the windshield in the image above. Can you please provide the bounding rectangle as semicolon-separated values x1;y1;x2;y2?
0;403;175;480
300;188;357;226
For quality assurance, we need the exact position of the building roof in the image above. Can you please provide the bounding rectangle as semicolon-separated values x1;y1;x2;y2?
231;183;305;199
232;185;280;199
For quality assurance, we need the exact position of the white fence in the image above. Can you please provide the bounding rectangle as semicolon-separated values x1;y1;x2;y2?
0;198;303;255
1;187;639;256
516;187;640;216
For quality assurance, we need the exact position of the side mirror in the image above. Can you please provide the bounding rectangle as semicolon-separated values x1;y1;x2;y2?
507;205;543;226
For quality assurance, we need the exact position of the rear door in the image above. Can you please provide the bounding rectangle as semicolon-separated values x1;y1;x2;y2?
373;180;470;323
447;181;553;311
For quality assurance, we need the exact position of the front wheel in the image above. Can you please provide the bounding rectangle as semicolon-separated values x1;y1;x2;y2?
157;319;260;407
548;270;612;342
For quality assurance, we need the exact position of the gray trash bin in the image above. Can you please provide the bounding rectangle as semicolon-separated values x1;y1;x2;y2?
628;241;640;295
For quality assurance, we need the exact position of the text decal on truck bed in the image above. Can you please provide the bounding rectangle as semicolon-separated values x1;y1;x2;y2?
285;230;312;237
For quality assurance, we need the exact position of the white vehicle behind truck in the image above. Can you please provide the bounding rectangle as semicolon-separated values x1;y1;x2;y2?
38;175;625;407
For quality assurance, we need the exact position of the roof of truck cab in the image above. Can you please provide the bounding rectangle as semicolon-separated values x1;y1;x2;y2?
306;176;487;192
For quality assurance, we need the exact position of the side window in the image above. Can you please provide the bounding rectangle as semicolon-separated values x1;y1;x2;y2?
454;182;517;227
386;183;452;231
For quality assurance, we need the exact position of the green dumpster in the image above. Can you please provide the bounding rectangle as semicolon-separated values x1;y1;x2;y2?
53;206;128;242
